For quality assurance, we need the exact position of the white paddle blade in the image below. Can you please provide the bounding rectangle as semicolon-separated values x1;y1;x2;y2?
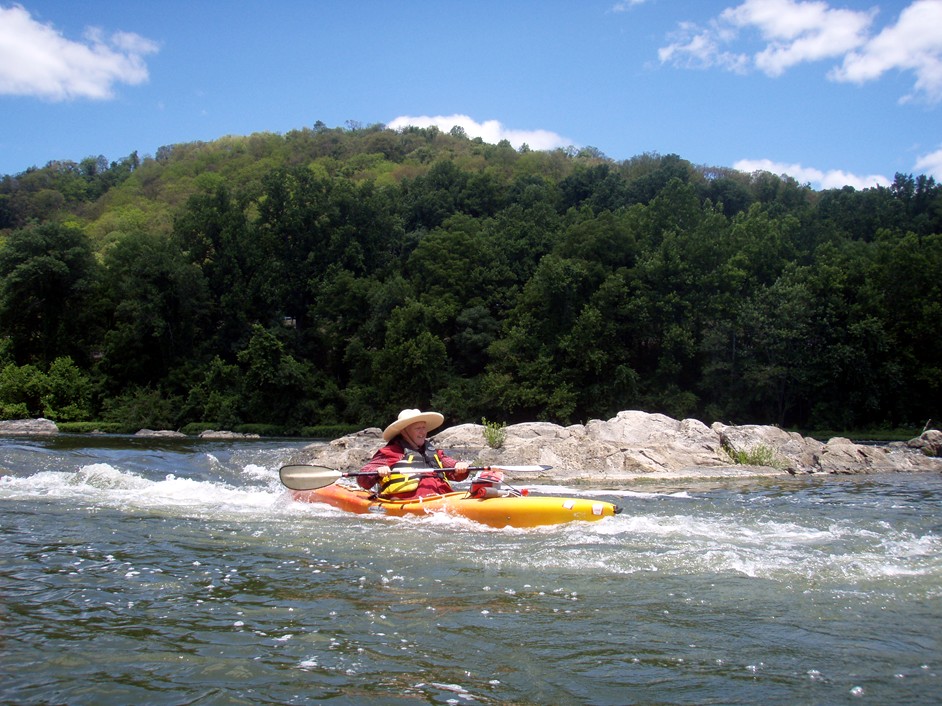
279;464;343;491
489;464;553;472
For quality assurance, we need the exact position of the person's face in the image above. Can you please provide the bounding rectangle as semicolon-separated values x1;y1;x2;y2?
401;421;428;447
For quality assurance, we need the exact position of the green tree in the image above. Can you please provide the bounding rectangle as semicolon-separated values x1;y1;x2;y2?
401;159;468;230
0;356;91;421
559;296;640;419
173;185;262;357
42;356;92;421
184;356;244;429
367;301;451;421
733;272;820;425
97;230;211;391
483;255;597;422
0;222;99;366
254;167;402;332
870;231;942;425
236;325;324;429
0;362;43;418
101;386;181;431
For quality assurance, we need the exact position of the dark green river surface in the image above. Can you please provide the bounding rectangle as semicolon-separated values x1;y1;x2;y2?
1;435;939;705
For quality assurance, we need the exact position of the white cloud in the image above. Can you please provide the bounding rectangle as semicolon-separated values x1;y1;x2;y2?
659;0;942;103
387;114;571;151
914;146;942;179
0;4;159;101
660;0;873;74
658;21;750;73
733;157;891;190
612;0;649;11
830;0;942;104
722;0;875;76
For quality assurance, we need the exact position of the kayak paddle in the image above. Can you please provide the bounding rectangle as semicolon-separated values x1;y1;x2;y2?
279;463;552;491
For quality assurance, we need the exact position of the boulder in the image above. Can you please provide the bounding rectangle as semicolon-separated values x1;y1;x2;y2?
289;412;772;480
287;412;942;480
816;436;942;474
0;418;59;435
585;411;728;472
712;422;824;473
905;429;942;457
198;430;261;439
287;428;385;470
135;429;186;438
435;413;790;480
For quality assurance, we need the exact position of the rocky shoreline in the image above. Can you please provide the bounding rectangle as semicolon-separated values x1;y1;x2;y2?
4;413;939;481
0;419;260;440
288;410;942;482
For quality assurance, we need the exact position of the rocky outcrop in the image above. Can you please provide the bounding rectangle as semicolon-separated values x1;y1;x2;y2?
134;429;186;438
814;437;904;474
711;422;824;472
0;418;59;435
904;429;942;458
198;430;262;439
436;413;737;481
296;427;386;471
289;410;941;480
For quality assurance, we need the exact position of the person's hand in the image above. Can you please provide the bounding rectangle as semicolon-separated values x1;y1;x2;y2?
376;465;392;478
455;461;470;472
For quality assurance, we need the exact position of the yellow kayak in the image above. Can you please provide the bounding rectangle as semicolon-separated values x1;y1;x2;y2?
292;482;621;529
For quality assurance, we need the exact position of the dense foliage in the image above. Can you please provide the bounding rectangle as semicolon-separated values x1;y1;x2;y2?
1;123;939;433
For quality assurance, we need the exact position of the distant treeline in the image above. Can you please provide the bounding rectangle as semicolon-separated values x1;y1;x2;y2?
0;122;939;433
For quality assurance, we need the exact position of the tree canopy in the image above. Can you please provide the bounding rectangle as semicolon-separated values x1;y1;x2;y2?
1;123;939;433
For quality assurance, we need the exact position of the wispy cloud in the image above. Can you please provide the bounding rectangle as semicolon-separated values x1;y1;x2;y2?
387;114;572;151
733;157;891;190
659;0;942;104
611;0;650;11
913;146;942;180
0;4;159;101
830;0;942;104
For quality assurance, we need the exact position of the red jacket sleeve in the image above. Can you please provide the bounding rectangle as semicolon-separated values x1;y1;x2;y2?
357;443;403;490
436;450;470;481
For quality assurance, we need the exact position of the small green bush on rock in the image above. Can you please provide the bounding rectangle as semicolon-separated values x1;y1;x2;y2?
481;417;507;449
724;442;786;469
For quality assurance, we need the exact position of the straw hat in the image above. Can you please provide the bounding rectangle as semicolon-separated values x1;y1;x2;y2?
382;408;444;441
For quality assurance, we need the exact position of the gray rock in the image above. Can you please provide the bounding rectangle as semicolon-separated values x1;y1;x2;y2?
437;412;733;481
287;411;942;480
905;429;942;457
712;422;824;473
816;436;941;474
198;430;261;439
287;428;384;471
0;418;59;435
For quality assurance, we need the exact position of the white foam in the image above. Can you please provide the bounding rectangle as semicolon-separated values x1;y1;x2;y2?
242;463;273;481
2;463;285;516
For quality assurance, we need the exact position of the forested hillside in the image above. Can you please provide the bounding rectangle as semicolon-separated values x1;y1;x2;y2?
1;122;939;434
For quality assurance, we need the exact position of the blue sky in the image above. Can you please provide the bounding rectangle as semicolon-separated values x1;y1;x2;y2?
2;0;941;190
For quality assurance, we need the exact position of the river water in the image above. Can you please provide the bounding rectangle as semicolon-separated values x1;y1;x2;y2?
1;435;940;705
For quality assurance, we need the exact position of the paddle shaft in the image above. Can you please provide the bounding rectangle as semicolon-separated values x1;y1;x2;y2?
342;466;510;479
278;463;551;491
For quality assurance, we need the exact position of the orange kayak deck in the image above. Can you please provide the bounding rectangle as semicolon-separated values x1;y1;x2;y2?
292;483;621;529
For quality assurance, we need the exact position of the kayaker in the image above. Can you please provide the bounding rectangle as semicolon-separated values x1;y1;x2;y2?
357;408;471;498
